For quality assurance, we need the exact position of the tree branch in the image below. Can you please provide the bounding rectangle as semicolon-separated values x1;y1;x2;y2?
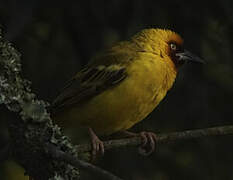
0;27;122;180
76;125;233;153
46;143;123;180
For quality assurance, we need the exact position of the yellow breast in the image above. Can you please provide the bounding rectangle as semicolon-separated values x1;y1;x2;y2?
57;53;177;136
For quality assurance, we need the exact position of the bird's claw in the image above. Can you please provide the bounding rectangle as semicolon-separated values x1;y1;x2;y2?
91;136;105;157
138;131;157;156
88;127;105;161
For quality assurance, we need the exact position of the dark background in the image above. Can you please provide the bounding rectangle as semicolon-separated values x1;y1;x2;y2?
1;0;233;180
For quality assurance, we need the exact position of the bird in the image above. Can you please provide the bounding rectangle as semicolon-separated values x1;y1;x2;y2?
51;28;204;156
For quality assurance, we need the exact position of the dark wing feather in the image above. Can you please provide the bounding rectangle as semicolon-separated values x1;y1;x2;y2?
51;65;127;113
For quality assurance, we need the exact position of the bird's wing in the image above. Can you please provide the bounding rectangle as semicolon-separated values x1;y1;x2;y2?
51;62;127;113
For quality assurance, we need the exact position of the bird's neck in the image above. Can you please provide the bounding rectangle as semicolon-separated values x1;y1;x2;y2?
163;59;178;91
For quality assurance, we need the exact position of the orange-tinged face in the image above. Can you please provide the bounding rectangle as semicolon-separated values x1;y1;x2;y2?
167;36;185;67
153;29;204;67
132;28;204;67
154;29;185;67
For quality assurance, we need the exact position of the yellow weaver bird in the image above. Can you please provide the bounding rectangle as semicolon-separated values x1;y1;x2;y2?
52;28;204;156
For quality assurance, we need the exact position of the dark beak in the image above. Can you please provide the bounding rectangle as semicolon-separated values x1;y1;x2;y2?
176;50;205;64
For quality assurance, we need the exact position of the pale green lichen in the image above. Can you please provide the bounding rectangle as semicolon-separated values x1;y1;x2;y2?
20;100;50;122
0;28;80;179
49;173;65;180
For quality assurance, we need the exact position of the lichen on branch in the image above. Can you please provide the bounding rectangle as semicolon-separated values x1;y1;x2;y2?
0;28;80;180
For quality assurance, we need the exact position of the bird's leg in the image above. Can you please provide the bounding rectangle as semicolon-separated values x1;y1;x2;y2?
88;127;104;157
114;130;157;156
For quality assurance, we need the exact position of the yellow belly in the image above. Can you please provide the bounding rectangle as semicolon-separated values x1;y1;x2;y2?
56;57;175;136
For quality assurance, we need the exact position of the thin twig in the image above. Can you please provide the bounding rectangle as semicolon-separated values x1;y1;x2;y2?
77;125;233;153
46;143;123;180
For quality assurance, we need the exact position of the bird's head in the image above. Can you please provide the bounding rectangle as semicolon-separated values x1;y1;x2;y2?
132;28;204;68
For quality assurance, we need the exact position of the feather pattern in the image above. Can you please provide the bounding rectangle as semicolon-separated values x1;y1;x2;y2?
52;65;127;113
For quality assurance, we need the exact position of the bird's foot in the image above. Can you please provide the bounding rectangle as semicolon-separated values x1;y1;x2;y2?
138;131;157;156
88;128;104;160
113;130;157;156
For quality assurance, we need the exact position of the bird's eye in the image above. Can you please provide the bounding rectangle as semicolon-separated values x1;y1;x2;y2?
170;43;177;51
